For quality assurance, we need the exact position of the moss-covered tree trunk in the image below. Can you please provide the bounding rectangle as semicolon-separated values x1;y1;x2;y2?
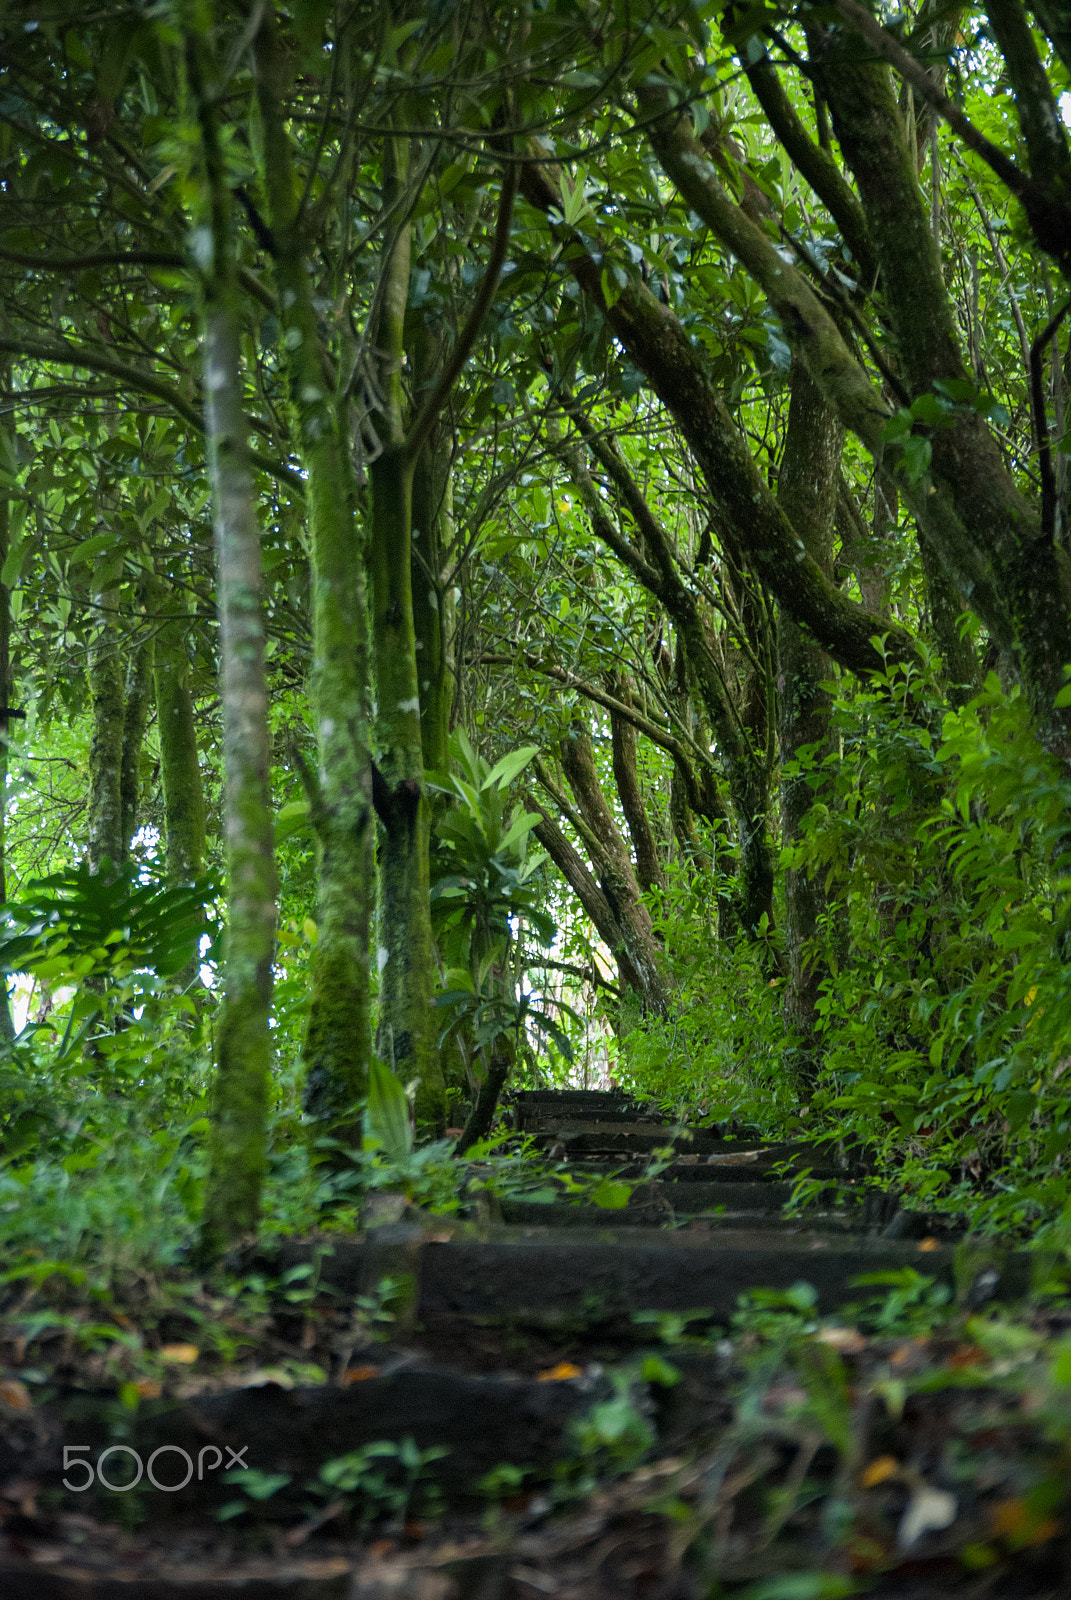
556;718;672;1016
119;595;154;859
370;437;443;1124
367;184;445;1128
253;15;372;1132
608;672;665;896
151;572;206;885
813;39;1071;759
87;576;125;876
776;366;842;1089
0;366;16;1040
184;8;276;1252
150;569;206;997
410;337;456;778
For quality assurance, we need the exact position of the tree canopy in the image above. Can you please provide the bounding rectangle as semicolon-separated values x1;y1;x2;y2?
1;0;1070;1247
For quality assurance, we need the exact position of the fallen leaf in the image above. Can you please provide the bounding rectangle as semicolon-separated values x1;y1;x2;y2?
917;1237;941;1252
159;1343;199;1364
898;1484;957;1548
537;1361;583;1382
814;1326;867;1353
341;1365;380;1385
990;1499;1027;1538
134;1378;162;1400
948;1343;986;1369
861;1454;900;1488
0;1380;32;1411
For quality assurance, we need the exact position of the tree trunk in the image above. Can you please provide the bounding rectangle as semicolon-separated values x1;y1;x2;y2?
87;577;125;876
454;1045;512;1156
558;718;672;1015
185;8;276;1253
530;801;651;1007
254;17;373;1132
608;673;665;895
0;364;16;1040
814;37;1071;758
150;569;206;997
411;335;456;778
119;598;154;859
776;366;842;1089
370;441;443;1125
152;573;207;885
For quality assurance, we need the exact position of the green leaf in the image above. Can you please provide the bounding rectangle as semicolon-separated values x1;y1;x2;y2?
590;1177;632;1209
482;745;539;791
365;1055;414;1164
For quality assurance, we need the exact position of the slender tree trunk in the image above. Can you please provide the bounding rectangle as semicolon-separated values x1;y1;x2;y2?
411;336;456;777
0;364;16;1040
253;15;372;1131
151;572;206;884
119;598;154;859
370;442;443;1124
530;801;650;1006
150;569;206;997
88;577;125;876
185;9;276;1252
608;673;665;894
558;718;672;1015
776;366;842;1089
368;159;446;1129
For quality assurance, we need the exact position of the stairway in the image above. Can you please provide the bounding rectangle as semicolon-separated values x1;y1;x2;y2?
0;1090;1034;1597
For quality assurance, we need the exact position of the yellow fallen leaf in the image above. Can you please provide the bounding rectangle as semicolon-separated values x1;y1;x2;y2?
159;1343;199;1364
341;1365;380;1385
537;1361;583;1382
0;1379;32;1411
917;1236;941;1252
861;1455;900;1488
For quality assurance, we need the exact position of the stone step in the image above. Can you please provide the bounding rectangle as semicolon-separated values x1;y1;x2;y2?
500;1198;855;1230
530;1125;805;1156
267;1225;1028;1324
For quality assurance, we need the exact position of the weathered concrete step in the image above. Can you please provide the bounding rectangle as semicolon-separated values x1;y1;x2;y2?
0;1554;354;1598
500;1198;854;1230
571;1158;842;1184
416;1227;1029;1320
268;1226;1030;1324
531;1125;768;1155
510;1179;801;1212
3;1364;595;1526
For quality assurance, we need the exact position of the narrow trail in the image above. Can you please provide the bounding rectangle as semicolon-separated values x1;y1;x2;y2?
0;1092;1043;1597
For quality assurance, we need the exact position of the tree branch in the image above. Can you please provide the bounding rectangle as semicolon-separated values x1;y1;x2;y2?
745;56;877;285
831;0;1071;268
405;158;519;461
0;336;303;491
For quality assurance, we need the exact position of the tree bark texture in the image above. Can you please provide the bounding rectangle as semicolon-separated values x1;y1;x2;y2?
812;37;1071;758
186;10;276;1252
411;334;456;777
558;719;671;1015
608;674;665;895
0;366;16;1039
151;573;207;885
254;15;372;1129
87;578;125;875
119;602;154;858
530;801;651;1007
563;432;776;943
776;366;842;1088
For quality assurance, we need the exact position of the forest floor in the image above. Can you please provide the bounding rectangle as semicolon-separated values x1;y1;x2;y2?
2;1095;1071;1597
